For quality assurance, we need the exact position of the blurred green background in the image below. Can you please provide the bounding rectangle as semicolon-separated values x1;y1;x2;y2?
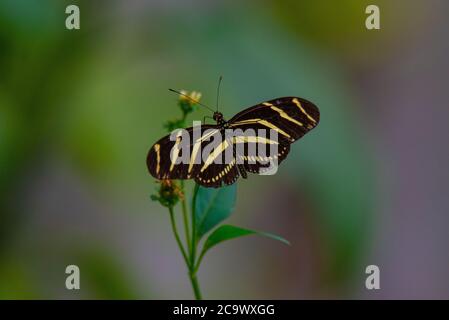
0;0;448;299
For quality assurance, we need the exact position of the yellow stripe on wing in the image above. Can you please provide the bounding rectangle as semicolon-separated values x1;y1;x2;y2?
169;135;182;172
233;135;279;145
154;144;161;175
230;119;291;139
270;106;303;127
200;140;230;172
292;98;317;124
188;129;220;174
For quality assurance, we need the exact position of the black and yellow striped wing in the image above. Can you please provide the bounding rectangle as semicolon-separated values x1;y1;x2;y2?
147;125;221;181
146;96;319;188
228;96;319;177
228;96;319;143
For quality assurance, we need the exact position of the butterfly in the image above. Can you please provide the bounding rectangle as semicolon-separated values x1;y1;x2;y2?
147;89;320;188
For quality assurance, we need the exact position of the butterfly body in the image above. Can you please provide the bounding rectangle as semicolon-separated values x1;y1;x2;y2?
212;111;227;126
147;96;319;188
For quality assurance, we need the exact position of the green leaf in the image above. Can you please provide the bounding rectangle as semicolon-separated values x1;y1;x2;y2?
199;224;290;260
194;184;237;240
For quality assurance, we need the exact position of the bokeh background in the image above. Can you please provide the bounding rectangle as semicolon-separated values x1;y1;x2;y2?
0;0;448;299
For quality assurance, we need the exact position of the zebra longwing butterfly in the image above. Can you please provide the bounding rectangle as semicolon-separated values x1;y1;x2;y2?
147;96;319;188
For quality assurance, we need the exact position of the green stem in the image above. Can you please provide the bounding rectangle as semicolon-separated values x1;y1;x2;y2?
168;184;203;300
189;271;202;300
180;180;191;254
168;206;189;267
194;248;207;274
190;183;200;268
189;183;202;299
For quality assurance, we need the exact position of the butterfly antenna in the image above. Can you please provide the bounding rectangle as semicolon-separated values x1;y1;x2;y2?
216;75;223;112
168;88;215;113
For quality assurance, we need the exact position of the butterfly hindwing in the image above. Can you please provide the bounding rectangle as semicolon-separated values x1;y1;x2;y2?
194;132;290;186
237;141;291;175
193;134;238;187
195;160;239;188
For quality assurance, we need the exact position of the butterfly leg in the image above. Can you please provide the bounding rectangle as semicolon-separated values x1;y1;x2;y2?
202;116;214;125
237;164;247;179
232;141;247;179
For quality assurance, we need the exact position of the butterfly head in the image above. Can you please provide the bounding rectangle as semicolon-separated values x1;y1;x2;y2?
213;111;226;125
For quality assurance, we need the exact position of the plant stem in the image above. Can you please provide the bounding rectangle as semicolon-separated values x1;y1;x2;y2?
194;250;206;274
189;183;202;299
180;180;191;254
190;183;200;268
168;184;203;300
189;271;202;300
168;206;189;267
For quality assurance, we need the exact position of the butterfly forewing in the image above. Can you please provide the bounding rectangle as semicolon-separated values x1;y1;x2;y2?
229;96;319;143
147;125;220;181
